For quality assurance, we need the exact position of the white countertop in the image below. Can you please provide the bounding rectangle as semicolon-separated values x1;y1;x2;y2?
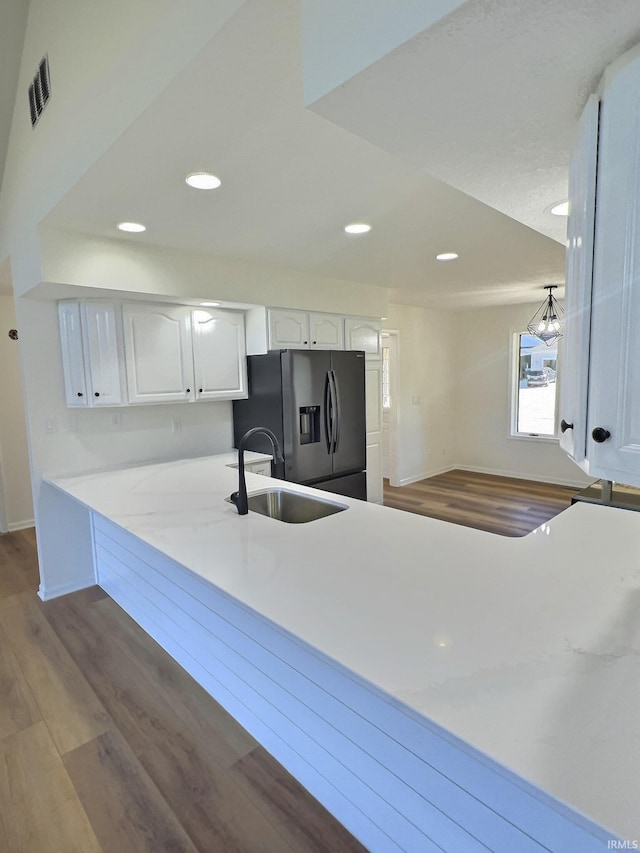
46;454;640;840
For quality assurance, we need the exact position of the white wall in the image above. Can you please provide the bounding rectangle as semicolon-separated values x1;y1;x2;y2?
0;0;246;268
0;294;33;529
0;295;33;530
38;227;388;317
451;303;593;487
384;303;456;484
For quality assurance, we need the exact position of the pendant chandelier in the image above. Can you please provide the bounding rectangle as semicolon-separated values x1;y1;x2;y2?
527;285;564;347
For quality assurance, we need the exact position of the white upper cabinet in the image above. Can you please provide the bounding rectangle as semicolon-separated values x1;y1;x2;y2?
58;301;124;407
246;307;380;356
267;309;344;350
344;316;382;360
59;300;248;408
191;308;247;400
58;302;89;407
123;303;194;404
563;45;640;487
558;94;599;469
268;309;310;349
308;312;344;349
584;51;640;485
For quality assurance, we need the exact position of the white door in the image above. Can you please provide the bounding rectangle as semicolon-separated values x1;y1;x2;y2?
559;94;599;468
82;302;124;406
123;303;194;404
381;331;399;485
58;302;89;407
192;308;248;400
309;312;344;349
345;317;381;359
268;309;310;349
587;55;640;484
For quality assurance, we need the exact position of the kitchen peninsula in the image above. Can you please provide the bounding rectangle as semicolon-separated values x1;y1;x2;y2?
46;453;638;852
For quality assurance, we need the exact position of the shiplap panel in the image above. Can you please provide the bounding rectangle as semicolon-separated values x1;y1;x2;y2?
96;534;537;852
96;536;476;851
93;516;612;853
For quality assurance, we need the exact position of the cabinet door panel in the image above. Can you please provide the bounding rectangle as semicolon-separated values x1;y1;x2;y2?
192;309;247;400
123;304;193;404
268;309;310;349
345;317;381;360
309;313;344;349
82;302;124;406
559;95;599;467
588;60;640;484
58;302;89;407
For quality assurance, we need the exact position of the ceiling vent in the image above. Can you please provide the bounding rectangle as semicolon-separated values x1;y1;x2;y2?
28;56;51;128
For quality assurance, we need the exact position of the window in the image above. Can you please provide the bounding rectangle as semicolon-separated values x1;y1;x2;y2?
511;333;558;437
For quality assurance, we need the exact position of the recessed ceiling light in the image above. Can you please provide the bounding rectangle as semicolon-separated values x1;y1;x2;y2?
117;221;146;233
185;172;222;190
550;200;569;216
436;252;458;261
345;222;371;234
199;301;220;307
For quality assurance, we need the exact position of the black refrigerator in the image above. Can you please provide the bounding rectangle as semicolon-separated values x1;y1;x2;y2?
232;349;367;500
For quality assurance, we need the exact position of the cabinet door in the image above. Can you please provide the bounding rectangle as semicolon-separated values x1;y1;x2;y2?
82;302;124;406
559;95;599;467
309;312;344;350
268;309;310;349
192;309;248;400
123;304;194;404
58;302;89;407
587;56;640;484
345;317;381;359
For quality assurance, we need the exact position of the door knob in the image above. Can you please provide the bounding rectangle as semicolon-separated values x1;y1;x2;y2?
560;419;573;433
592;427;611;443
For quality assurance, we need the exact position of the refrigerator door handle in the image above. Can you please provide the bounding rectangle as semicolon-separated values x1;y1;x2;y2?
331;369;341;451
324;371;333;453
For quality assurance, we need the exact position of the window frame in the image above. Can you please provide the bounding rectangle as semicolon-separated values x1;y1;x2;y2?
509;331;560;441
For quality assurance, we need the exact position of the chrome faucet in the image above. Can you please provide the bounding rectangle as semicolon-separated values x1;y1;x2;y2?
229;427;284;515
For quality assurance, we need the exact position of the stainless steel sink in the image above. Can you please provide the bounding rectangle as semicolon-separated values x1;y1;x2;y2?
244;488;348;523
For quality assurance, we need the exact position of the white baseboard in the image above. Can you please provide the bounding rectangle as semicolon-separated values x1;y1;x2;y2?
8;518;35;531
397;465;454;486
38;575;95;601
454;464;593;489
396;464;592;490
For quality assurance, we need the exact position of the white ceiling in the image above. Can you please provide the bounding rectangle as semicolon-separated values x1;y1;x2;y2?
5;1;640;309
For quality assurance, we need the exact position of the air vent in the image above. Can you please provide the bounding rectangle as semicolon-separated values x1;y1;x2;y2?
28;56;51;128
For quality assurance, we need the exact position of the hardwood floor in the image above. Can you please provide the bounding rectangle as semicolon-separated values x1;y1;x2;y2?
0;529;367;852
383;469;581;537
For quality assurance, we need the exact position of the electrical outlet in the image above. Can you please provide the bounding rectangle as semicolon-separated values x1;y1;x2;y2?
172;418;182;434
111;412;122;429
411;396;422;406
44;417;57;433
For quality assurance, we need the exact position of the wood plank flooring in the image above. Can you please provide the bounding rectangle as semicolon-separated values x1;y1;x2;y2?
0;528;367;853
383;469;581;537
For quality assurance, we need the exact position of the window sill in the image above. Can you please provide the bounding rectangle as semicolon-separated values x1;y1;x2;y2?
508;433;559;443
